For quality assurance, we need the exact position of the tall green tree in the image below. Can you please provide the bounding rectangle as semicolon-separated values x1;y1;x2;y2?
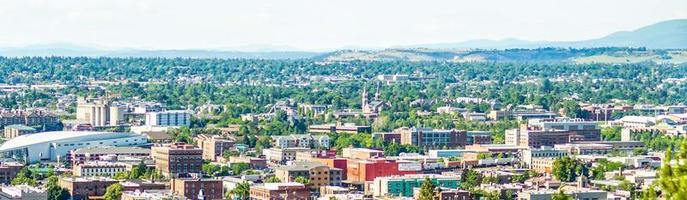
659;140;687;199
103;183;123;200
418;177;436;200
228;181;250;200
552;157;588;182
294;176;310;185
552;189;572;200
46;176;70;200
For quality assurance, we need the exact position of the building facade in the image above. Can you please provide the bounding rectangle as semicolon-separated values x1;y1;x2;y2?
152;143;203;176
271;134;329;149
72;161;128;177
171;177;224;200
196;134;234;161
2;125;36;139
275;162;343;188
58;177;118;200
396;127;467;149
249;183;309;200
505;118;601;148
146;110;192;127
371;174;460;197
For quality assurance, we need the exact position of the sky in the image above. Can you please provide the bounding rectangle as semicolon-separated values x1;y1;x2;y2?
0;0;686;51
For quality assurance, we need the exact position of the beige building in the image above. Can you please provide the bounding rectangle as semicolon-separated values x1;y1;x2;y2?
195;134;234;161
3;125;36;139
262;147;312;164
249;183;309;200
72;161;128;177
341;147;384;160
274;162;343;188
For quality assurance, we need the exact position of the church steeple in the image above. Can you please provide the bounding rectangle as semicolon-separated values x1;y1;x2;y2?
362;83;369;108
374;82;381;101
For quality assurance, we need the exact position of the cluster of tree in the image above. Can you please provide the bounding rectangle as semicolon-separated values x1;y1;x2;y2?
113;161;162;180
202;163;232;176
46;176;71;200
632;131;685;151
601;127;622;141
657;140;687;199
590;159;625;180
552;156;589;182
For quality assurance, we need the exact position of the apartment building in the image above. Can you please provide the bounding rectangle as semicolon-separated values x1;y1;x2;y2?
195;134;234;161
522;146;568;168
72;161;128;177
262;147;313;164
2;125;36;139
275;162;343;188
271;134;329;149
0;109;59;129
308;123;371;134
146;110;192;127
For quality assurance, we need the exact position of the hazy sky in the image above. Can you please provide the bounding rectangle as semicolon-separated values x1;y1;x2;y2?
1;0;686;51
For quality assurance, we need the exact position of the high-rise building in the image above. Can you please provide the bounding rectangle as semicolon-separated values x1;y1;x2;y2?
152;143;203;176
145;110;192;127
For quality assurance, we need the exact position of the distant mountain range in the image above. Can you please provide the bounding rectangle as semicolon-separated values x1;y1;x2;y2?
0;19;685;59
404;19;687;49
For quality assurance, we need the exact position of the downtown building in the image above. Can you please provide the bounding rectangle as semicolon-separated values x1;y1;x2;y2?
395;127;468;149
151;143;203;177
505;118;601;148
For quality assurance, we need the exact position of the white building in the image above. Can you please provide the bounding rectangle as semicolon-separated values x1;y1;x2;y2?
146;110;192;127
0;131;150;162
518;188;607;200
73;161;128;177
271;134;329;149
0;185;47;200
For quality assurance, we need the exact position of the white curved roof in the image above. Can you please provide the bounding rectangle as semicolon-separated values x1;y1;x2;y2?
0;131;141;151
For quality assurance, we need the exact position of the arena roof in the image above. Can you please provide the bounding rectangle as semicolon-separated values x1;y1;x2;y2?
0;131;141;151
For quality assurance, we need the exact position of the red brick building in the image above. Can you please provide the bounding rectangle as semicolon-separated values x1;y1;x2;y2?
152;143;203;176
346;159;417;183
171;177;224;200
